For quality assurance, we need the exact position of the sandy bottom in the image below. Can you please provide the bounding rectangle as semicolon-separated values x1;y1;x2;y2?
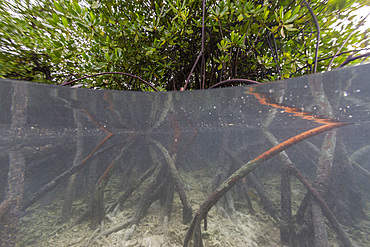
15;168;369;247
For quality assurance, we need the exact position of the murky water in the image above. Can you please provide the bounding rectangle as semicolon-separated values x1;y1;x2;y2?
1;64;369;246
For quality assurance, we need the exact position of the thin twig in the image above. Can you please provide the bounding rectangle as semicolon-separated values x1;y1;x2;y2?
339;51;370;67
208;78;260;89
294;48;370;74
60;72;159;92
85;227;100;247
327;13;370;71
97;219;134;238
303;0;320;73
183;53;202;90
267;33;281;79
183;0;205;90
272;33;279;63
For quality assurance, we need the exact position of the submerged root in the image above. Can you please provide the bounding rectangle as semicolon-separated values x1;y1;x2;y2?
224;148;279;220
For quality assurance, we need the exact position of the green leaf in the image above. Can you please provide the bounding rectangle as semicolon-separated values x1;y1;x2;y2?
292;5;301;16
52;13;59;23
291;63;296;73
53;49;62;58
73;2;81;14
238;13;243;22
143;26;153;32
283;52;290;59
54;1;64;12
53;40;63;47
105;52;110;61
280;27;285;38
47;18;57;26
271;25;279;33
284;24;298;31
220;6;229;17
51;57;61;63
91;1;100;9
61;16;69;28
146;48;155;56
284;14;298;24
338;0;346;10
115;48;122;58
263;9;269;21
90;11;96;22
168;1;177;12
279;7;284;20
82;52;88;60
284;10;292;21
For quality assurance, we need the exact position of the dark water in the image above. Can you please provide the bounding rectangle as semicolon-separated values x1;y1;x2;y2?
0;64;369;246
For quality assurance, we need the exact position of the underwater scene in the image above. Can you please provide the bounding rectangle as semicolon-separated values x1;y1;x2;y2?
0;64;369;247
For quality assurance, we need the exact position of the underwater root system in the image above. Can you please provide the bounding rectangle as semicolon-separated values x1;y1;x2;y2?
184;121;352;247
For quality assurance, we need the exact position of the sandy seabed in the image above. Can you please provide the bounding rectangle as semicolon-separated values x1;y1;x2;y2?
16;169;369;247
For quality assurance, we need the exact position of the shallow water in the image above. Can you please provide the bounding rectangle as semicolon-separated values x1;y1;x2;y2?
0;65;369;246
